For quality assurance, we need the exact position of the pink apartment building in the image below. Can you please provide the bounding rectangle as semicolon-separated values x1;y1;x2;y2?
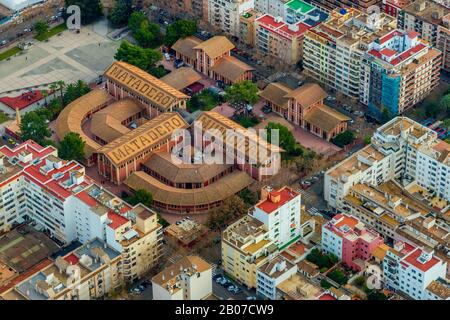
322;213;384;271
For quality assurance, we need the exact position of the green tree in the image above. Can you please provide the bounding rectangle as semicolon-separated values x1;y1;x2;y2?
108;0;132;27
442;118;450;130
363;135;371;145
134;21;162;48
331;130;355;148
128;11;147;33
266;122;302;156
238;188;258;206
128;189;153;207
65;0;103;24
115;41;162;72
439;94;450;113
63;80;91;105
225;81;259;105
20;111;52;146
207;195;247;230
328;269;348;285
320;279;332;289
58;132;85;162
164;20;197;47
34;20;49;38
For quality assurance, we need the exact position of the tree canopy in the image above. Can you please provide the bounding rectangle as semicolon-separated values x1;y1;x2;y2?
128;12;162;48
20;111;52;146
331;130;355;148
265;122;303;157
114;41;162;72
207;195;247;230
65;0;103;24
164;19;197;47
58;132;85;162
225;81;259;105
34;20;49;37
127;189;153;208
108;0;133;28
63;80;91;106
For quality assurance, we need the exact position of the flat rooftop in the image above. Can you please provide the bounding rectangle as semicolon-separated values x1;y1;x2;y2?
0;225;59;273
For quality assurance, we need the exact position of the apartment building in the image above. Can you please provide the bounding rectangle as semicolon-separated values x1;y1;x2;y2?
424;277;450;300
324;116;450;210
322;213;384;271
254;0;288;18
208;0;255;37
383;0;412;18
221;215;278;289
254;11;327;65
361;29;441;116
303;8;397;100
249;186;302;249
398;0;450;72
152;256;212;300
304;0;382;13
383;240;447;299
8;238;123;300
0;140;163;283
240;9;262;46
256;254;297;299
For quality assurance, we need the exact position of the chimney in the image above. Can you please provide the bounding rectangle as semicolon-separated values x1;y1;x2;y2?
269;192;281;203
394;241;405;252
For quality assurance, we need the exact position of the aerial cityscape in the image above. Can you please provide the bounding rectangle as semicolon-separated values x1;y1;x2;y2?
0;0;449;306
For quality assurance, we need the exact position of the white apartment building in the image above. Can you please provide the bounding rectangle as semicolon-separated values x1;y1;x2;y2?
250;186;302;249
9;238;123;300
254;0;287;19
152;256;212;300
324;116;450;210
303;8;397;100
0;140;163;283
383;241;447;299
256;254;297;299
208;0;255;37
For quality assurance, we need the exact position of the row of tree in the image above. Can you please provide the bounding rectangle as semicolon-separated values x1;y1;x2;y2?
19;80;90;161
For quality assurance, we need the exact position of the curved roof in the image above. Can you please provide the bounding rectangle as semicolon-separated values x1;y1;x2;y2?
143;151;232;184
104;61;189;111
90;98;145;143
55;89;112;159
125;170;253;208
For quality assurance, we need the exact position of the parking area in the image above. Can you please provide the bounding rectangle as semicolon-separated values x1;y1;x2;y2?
212;268;258;301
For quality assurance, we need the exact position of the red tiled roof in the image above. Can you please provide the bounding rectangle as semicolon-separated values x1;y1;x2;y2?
319;293;336;300
256;14;285;28
279;22;311;37
108;212;129;230
380;48;397;57
390;43;426;66
404;249;440;272
379;30;402;44
256;186;299;214
64;253;79;265
0;90;44;111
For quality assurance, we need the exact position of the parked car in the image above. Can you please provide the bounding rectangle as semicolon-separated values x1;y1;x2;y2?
227;285;237;292
231;287;242;294
262;105;272;114
174;59;184;68
164;53;171;61
353;110;364;117
215;276;224;283
246;296;257;300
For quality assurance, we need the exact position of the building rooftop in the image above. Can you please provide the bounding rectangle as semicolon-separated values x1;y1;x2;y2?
277;273;322;300
426;277;450;299
258;255;296;279
152;256;211;295
255;186;299;214
193;36;235;59
403;247;441;272
403;0;449;26
14;238;120;300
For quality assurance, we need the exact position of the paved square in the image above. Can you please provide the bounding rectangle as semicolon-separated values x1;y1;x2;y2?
0;24;119;94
